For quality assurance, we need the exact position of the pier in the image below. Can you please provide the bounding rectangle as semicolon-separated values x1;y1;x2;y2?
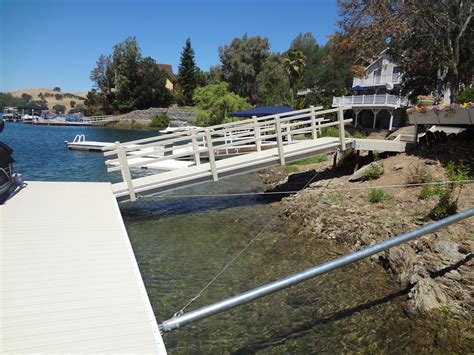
0;182;166;353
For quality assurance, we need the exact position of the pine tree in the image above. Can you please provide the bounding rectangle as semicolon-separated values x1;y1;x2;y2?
177;38;198;106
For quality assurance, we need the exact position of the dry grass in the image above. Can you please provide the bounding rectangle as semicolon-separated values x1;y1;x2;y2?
8;88;86;112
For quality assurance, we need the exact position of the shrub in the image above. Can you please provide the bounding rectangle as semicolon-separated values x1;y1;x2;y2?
53;87;61;92
368;188;388;203
429;162;470;220
149;112;170;130
364;163;384;180
353;130;366;139
455;88;474;104
405;163;432;184
54;93;63;100
70;100;76;108
418;185;443;199
52;104;66;113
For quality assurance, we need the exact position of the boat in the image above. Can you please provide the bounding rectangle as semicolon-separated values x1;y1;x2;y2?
2;107;21;122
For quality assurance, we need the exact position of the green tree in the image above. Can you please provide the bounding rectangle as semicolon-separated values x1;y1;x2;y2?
333;0;474;101
283;50;306;104
0;92;28;110
256;54;291;106
134;57;173;109
290;32;319;59
112;36;142;112
193;82;250;126
21;93;32;102
53;87;61;92
219;34;270;104
53;104;66;113
90;54;115;114
177;38;198;106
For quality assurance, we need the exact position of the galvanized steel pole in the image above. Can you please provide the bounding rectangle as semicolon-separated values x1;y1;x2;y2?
159;208;474;332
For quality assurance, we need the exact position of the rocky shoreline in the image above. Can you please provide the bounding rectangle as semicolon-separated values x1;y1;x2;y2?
263;152;473;324
97;107;197;130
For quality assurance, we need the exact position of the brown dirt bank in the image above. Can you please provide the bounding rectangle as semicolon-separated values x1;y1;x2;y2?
266;152;473;323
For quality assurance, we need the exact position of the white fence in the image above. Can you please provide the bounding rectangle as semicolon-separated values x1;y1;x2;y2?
333;94;409;108
82;115;119;123
103;106;352;201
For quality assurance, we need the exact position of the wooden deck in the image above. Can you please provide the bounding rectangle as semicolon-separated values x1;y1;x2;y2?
0;182;166;354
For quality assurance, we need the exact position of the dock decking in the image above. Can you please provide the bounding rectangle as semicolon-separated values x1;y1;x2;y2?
0;182;166;354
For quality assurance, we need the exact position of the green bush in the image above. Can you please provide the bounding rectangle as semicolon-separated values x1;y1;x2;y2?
320;126;340;137
419;185;443;199
149;112;170;130
368;188;388;203
455;88;474;104
353;130;366;139
364;163;383;180
429;162;470;220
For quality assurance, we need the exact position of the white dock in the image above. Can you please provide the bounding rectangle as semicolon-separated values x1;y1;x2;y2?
0;182;166;354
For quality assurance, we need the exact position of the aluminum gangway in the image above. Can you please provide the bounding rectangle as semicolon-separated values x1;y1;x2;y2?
103;106;354;202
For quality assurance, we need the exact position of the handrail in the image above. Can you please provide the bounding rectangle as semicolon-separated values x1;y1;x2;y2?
159;208;474;332
105;106;353;201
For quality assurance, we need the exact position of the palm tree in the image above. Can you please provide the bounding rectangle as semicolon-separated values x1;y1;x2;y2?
283;50;306;105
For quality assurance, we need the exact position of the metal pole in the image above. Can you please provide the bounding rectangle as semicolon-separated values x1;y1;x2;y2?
159;208;474;332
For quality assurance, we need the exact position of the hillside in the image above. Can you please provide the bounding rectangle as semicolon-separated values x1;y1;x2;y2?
8;88;86;113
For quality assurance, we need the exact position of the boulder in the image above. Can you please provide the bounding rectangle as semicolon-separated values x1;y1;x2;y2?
349;162;384;182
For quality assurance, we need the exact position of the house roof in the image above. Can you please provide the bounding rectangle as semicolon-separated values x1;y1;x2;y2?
157;64;176;82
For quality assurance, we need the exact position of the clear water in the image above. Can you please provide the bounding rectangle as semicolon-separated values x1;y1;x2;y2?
2;123;467;353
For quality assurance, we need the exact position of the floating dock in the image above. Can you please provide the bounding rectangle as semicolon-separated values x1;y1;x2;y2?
0;182;166;354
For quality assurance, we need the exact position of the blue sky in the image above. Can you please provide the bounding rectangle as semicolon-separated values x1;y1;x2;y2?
0;0;339;92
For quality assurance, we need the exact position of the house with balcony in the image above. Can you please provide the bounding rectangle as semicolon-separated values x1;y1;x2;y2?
332;49;410;131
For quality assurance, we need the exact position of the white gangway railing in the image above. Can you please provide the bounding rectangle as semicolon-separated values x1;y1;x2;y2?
103;106;352;201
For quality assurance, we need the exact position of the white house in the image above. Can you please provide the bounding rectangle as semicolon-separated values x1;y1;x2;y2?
332;49;410;131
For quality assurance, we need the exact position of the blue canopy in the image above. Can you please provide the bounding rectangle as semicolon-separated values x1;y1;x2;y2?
231;106;294;118
351;85;367;91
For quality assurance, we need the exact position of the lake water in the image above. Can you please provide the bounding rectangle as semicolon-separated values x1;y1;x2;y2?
2;122;466;353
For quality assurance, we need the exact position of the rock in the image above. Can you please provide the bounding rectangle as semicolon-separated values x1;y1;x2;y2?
393;164;404;171
445;270;462;281
348;162;384;182
434;240;465;262
424;159;438;165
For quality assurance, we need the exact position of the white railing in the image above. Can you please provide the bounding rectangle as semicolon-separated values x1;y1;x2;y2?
103;106;352;201
332;94;409;107
82;115;118;123
353;73;402;87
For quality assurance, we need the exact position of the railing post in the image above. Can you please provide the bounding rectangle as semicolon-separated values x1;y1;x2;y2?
191;128;201;166
252;115;261;152
310;105;317;139
115;141;136;202
337;107;346;151
205;129;218;182
275;115;285;165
